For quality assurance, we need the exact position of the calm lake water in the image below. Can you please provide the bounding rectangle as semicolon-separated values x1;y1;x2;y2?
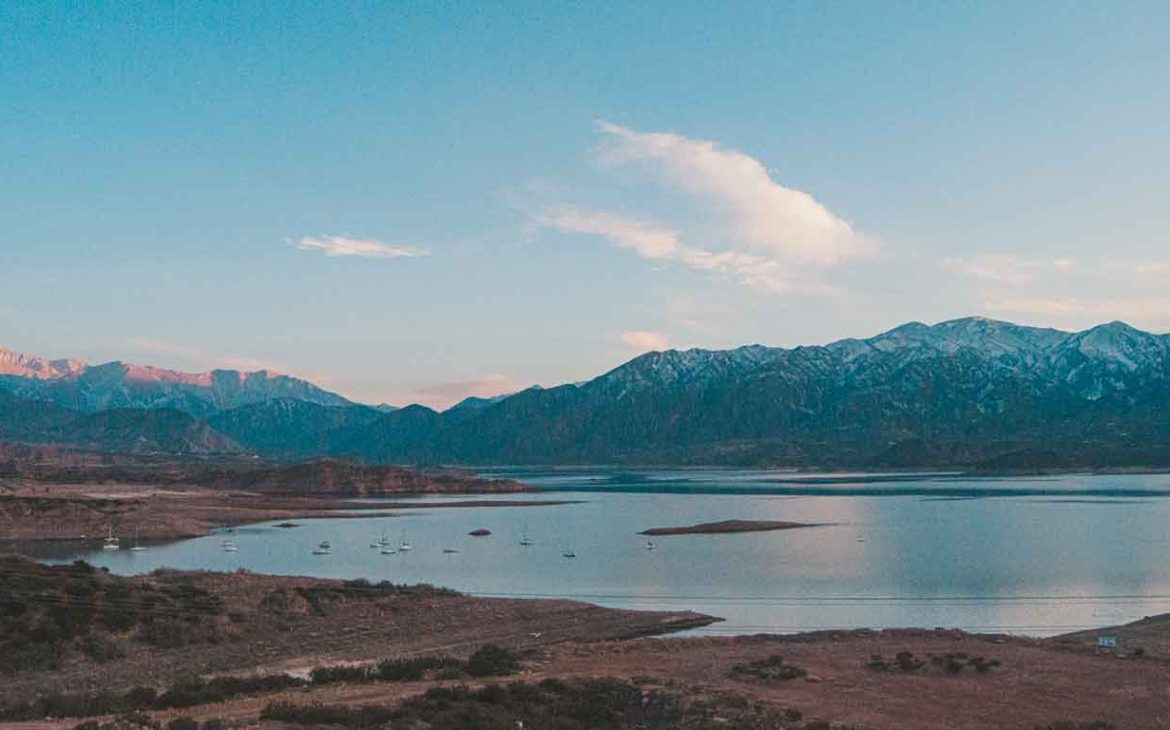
46;469;1170;637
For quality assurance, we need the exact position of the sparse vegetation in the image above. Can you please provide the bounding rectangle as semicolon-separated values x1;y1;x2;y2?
0;644;518;721
310;655;464;684
867;650;1001;675
466;643;521;677
0;672;306;721
71;717;229;730
0;557;227;674
729;654;807;682
261;678;812;730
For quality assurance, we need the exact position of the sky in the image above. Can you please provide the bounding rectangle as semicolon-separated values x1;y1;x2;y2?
2;1;1169;408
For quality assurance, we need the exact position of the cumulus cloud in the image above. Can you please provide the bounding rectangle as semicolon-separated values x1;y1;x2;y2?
620;330;670;352
596;121;873;265
293;235;428;259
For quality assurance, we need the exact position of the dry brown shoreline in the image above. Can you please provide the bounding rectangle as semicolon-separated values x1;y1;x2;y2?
0;487;580;543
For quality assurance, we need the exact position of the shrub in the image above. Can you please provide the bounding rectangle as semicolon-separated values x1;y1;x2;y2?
310;655;464;685
166;718;199;730
466;644;520;678
79;634;126;663
729;655;807;682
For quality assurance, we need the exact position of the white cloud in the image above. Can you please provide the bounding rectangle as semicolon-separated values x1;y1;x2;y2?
596;121;873;265
620;330;670;352
1129;260;1170;279
536;206;835;295
940;254;1170;331
532;123;870;296
984;297;1170;331
533;209;678;259
942;255;1170;287
293;235;428;259
940;255;1077;285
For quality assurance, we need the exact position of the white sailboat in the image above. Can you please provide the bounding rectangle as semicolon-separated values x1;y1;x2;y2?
102;526;120;551
645;540;655;550
130;527;147;552
222;538;238;552
313;540;331;555
398;531;413;552
519;525;534;546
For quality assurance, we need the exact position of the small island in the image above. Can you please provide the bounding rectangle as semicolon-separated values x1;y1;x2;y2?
639;519;823;536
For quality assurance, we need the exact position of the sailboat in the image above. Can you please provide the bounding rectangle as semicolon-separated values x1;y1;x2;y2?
519;525;534;546
130;527;147;552
378;529;390;546
562;547;577;558
645;540;655;551
222;540;239;553
380;544;397;555
102;526;120;551
398;531;413;552
313;540;331;555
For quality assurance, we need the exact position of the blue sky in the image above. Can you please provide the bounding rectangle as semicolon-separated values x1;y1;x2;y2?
3;1;1169;407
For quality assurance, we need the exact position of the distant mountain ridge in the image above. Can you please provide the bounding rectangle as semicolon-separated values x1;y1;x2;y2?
2;318;1168;467
331;317;1170;468
0;345;352;418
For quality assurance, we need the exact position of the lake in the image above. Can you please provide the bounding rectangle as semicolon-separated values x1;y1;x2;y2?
46;468;1170;637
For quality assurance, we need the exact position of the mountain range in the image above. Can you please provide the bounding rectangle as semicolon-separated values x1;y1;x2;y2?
2;317;1168;468
0;347;351;417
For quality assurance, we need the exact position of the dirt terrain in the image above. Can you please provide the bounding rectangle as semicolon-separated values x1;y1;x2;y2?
9;623;1170;729
0;558;713;709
